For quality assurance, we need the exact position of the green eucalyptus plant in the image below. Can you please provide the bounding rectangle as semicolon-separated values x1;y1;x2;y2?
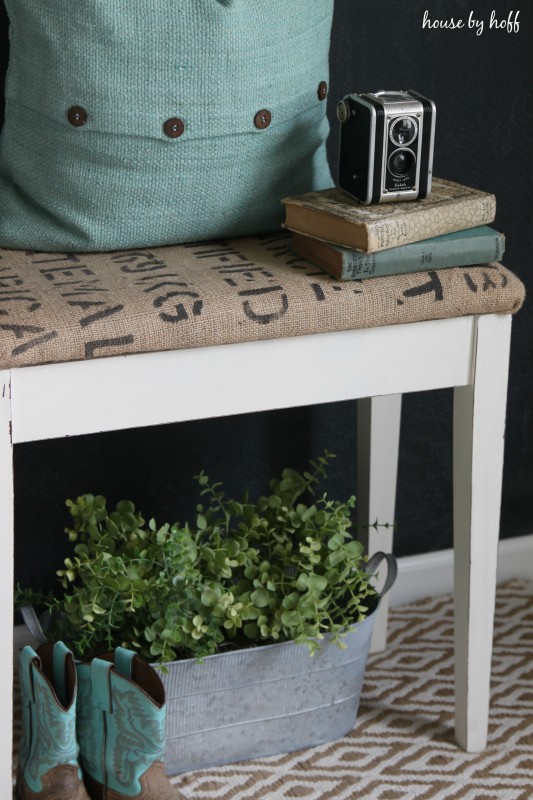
16;452;381;664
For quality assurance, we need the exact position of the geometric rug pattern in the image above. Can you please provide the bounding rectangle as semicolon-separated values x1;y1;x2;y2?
171;579;533;800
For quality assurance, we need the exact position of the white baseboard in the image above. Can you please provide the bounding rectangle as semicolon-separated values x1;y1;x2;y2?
390;533;533;608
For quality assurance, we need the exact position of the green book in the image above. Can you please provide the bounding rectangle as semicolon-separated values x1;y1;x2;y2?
290;226;505;280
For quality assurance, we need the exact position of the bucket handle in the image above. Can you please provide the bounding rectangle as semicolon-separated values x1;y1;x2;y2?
19;605;48;645
365;551;398;598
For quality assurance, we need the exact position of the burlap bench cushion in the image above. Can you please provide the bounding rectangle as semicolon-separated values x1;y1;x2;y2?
0;233;525;370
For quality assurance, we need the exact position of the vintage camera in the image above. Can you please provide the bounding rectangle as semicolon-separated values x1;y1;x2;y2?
337;90;436;204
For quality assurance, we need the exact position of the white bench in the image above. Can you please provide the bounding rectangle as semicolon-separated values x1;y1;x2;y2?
0;234;525;794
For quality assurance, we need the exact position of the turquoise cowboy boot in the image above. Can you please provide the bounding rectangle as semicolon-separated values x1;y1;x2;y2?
16;642;90;800
76;647;184;800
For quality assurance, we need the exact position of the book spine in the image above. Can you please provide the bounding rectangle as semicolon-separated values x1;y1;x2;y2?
339;230;505;280
365;194;496;252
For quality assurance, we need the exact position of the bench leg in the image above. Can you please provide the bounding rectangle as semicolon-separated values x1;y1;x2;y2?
0;371;14;797
453;313;512;751
357;394;402;652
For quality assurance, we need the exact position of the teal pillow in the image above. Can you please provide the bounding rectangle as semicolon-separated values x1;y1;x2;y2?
0;0;334;252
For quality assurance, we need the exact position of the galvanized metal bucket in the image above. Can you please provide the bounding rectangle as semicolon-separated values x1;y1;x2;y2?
19;553;397;776
160;551;397;775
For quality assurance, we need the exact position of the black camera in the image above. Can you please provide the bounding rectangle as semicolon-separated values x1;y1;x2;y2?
337;90;436;204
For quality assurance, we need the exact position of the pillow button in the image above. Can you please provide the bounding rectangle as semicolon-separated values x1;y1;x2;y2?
67;106;88;127
317;81;328;101
163;118;185;138
254;109;271;129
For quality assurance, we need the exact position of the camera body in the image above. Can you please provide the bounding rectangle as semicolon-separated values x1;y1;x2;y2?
337;90;436;205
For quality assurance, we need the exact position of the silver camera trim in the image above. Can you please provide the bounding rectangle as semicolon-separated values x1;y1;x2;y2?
381;114;422;201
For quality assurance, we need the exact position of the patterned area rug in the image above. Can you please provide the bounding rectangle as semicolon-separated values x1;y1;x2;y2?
12;580;532;798
170;580;533;800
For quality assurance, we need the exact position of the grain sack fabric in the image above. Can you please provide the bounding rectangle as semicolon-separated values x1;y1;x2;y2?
0;234;526;370
0;0;334;253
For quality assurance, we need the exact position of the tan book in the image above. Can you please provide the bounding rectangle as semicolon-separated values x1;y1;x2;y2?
282;177;496;253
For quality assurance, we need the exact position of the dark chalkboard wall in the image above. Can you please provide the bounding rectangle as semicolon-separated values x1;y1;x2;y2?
1;1;532;592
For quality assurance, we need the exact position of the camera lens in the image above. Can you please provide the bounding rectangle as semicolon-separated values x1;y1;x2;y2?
390;116;417;147
388;148;415;177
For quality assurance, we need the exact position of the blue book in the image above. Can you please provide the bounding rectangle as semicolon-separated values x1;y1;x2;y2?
290;226;505;280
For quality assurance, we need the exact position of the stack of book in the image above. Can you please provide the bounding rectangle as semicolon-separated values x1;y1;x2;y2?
281;177;505;281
